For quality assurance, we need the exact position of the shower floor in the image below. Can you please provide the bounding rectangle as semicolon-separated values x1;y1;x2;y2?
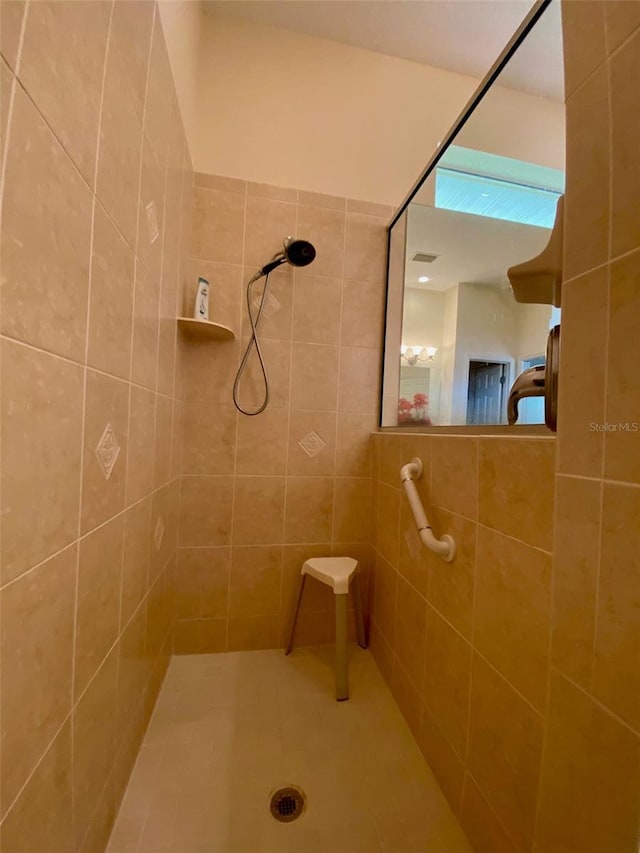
107;646;472;853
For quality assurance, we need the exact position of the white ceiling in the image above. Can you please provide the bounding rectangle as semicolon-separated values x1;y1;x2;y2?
204;0;564;101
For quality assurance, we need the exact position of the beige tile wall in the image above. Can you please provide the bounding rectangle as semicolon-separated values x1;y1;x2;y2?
369;433;556;852
542;3;640;851
369;5;640;852
175;175;390;652
0;2;192;850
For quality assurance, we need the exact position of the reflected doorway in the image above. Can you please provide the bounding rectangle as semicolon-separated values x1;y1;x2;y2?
466;360;509;424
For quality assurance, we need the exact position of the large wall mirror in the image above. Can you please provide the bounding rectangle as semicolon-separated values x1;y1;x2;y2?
382;0;564;428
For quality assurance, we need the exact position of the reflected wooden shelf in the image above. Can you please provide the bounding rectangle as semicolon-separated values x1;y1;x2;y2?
177;318;235;342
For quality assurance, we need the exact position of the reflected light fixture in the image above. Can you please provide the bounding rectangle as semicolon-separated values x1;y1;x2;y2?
400;345;438;366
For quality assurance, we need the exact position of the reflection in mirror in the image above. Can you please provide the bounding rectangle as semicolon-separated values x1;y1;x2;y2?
382;0;564;428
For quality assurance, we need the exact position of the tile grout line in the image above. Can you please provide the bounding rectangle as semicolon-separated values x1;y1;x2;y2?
329;204;348;547
225;179;249;651
552;665;640;740
605;14;640;61
0;705;74;832
277;188;300;640
373;525;547;720
0;332;177;400
145;9;164;550
0;1;30;634
531;433;563;848
589;479;605;696
0;0;28;203
71;2;115;843
601;30;614;484
589;36;614;710
556;469;640;489
0;478;180;595
461;440;480;807
464;767;522;852
125;0;156;521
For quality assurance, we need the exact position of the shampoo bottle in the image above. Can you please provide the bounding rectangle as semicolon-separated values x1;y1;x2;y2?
194;277;210;321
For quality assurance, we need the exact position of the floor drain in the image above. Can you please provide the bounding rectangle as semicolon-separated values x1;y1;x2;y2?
269;786;306;823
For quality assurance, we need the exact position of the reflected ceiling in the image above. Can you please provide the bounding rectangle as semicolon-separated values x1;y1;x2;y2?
406;204;551;292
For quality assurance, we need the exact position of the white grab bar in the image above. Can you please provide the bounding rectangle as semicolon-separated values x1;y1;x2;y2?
400;457;455;562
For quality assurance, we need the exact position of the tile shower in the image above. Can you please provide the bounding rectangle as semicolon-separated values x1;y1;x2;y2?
1;2;189;849
175;173;389;654
0;2;639;853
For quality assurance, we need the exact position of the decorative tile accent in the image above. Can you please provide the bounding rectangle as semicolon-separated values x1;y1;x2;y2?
252;290;281;319
146;200;159;244
404;526;422;561
154;516;165;551
94;423;120;480
298;431;326;458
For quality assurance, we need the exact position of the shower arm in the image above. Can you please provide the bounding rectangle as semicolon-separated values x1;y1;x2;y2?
400;458;456;562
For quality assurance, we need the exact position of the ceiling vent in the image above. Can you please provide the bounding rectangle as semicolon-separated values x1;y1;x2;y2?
412;252;439;263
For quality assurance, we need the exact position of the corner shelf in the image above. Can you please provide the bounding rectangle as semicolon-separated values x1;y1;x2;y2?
177;318;235;342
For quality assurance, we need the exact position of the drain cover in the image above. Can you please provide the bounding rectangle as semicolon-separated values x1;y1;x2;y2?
269;786;306;823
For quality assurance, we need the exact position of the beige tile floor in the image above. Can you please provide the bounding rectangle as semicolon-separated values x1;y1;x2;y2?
107;646;473;853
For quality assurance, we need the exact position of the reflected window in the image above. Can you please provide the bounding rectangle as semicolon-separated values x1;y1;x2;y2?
435;146;564;228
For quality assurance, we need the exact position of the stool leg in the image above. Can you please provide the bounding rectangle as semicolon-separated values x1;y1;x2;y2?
352;574;367;649
285;574;306;655
335;593;349;700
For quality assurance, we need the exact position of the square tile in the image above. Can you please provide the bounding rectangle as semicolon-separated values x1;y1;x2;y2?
0;546;76;817
467;654;544;852
18;0;111;184
75;515;124;698
82;370;129;534
1;85;92;360
87;204;135;379
1;340;83;583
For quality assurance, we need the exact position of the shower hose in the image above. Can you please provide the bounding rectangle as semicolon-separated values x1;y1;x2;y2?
232;271;273;416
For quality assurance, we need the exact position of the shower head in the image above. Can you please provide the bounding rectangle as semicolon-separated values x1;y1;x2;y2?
284;237;316;267
258;237;316;277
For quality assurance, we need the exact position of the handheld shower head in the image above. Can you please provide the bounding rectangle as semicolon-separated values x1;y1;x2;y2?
284;238;316;267
258;237;316;277
235;236;318;416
